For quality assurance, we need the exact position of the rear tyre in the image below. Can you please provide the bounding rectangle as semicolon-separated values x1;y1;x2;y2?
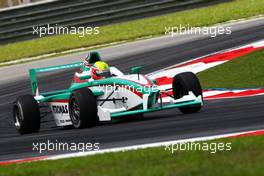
69;88;98;128
172;72;203;114
13;95;40;134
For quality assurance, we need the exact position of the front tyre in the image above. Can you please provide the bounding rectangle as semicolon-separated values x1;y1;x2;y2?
172;72;203;114
13;95;40;134
69;88;98;129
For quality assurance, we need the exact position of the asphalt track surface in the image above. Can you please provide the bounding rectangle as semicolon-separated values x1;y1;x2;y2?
0;20;264;161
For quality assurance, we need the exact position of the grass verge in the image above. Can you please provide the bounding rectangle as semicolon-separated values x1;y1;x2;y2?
0;0;264;63
0;135;264;176
197;48;264;89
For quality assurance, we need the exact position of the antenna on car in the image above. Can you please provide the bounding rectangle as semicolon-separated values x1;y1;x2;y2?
130;66;141;81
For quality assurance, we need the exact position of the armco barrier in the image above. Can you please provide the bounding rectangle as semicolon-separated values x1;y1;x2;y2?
0;0;225;45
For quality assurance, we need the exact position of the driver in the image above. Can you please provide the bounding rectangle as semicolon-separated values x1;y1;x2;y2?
91;61;111;80
81;51;111;80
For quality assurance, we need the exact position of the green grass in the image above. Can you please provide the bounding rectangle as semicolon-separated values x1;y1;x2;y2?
1;0;264;63
1;135;264;176
197;48;264;89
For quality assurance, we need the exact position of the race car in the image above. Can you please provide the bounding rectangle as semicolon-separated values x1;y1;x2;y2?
13;52;203;134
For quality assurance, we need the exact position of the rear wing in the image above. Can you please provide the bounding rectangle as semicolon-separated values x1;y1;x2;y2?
29;62;83;96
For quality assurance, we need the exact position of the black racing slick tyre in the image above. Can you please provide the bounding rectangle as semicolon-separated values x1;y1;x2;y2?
69;88;98;129
13;95;40;134
172;72;203;114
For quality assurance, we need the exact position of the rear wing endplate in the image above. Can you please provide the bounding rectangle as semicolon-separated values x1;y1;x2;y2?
29;62;82;96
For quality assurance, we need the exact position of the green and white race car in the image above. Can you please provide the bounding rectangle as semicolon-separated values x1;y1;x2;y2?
13;52;203;135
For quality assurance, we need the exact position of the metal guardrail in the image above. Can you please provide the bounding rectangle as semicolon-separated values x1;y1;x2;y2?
0;0;223;45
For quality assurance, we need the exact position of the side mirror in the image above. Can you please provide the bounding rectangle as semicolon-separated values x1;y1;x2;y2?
130;66;141;74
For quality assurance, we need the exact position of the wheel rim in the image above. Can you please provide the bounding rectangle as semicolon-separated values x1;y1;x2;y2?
13;105;21;128
70;97;81;126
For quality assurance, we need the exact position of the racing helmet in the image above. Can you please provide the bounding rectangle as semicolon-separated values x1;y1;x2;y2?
91;61;110;80
94;61;109;71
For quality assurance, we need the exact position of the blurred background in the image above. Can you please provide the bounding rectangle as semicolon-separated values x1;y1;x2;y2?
0;0;45;8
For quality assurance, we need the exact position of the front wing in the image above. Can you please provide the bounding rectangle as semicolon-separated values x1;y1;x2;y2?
97;92;203;120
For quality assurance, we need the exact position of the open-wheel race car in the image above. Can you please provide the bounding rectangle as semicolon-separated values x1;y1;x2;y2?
13;52;203;134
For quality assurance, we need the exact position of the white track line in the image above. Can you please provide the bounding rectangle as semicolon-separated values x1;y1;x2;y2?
45;130;260;161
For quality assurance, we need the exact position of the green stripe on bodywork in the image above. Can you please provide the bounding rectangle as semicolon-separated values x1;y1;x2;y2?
34;62;82;73
37;93;71;102
111;99;202;117
37;88;104;102
29;69;38;95
42;89;68;96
